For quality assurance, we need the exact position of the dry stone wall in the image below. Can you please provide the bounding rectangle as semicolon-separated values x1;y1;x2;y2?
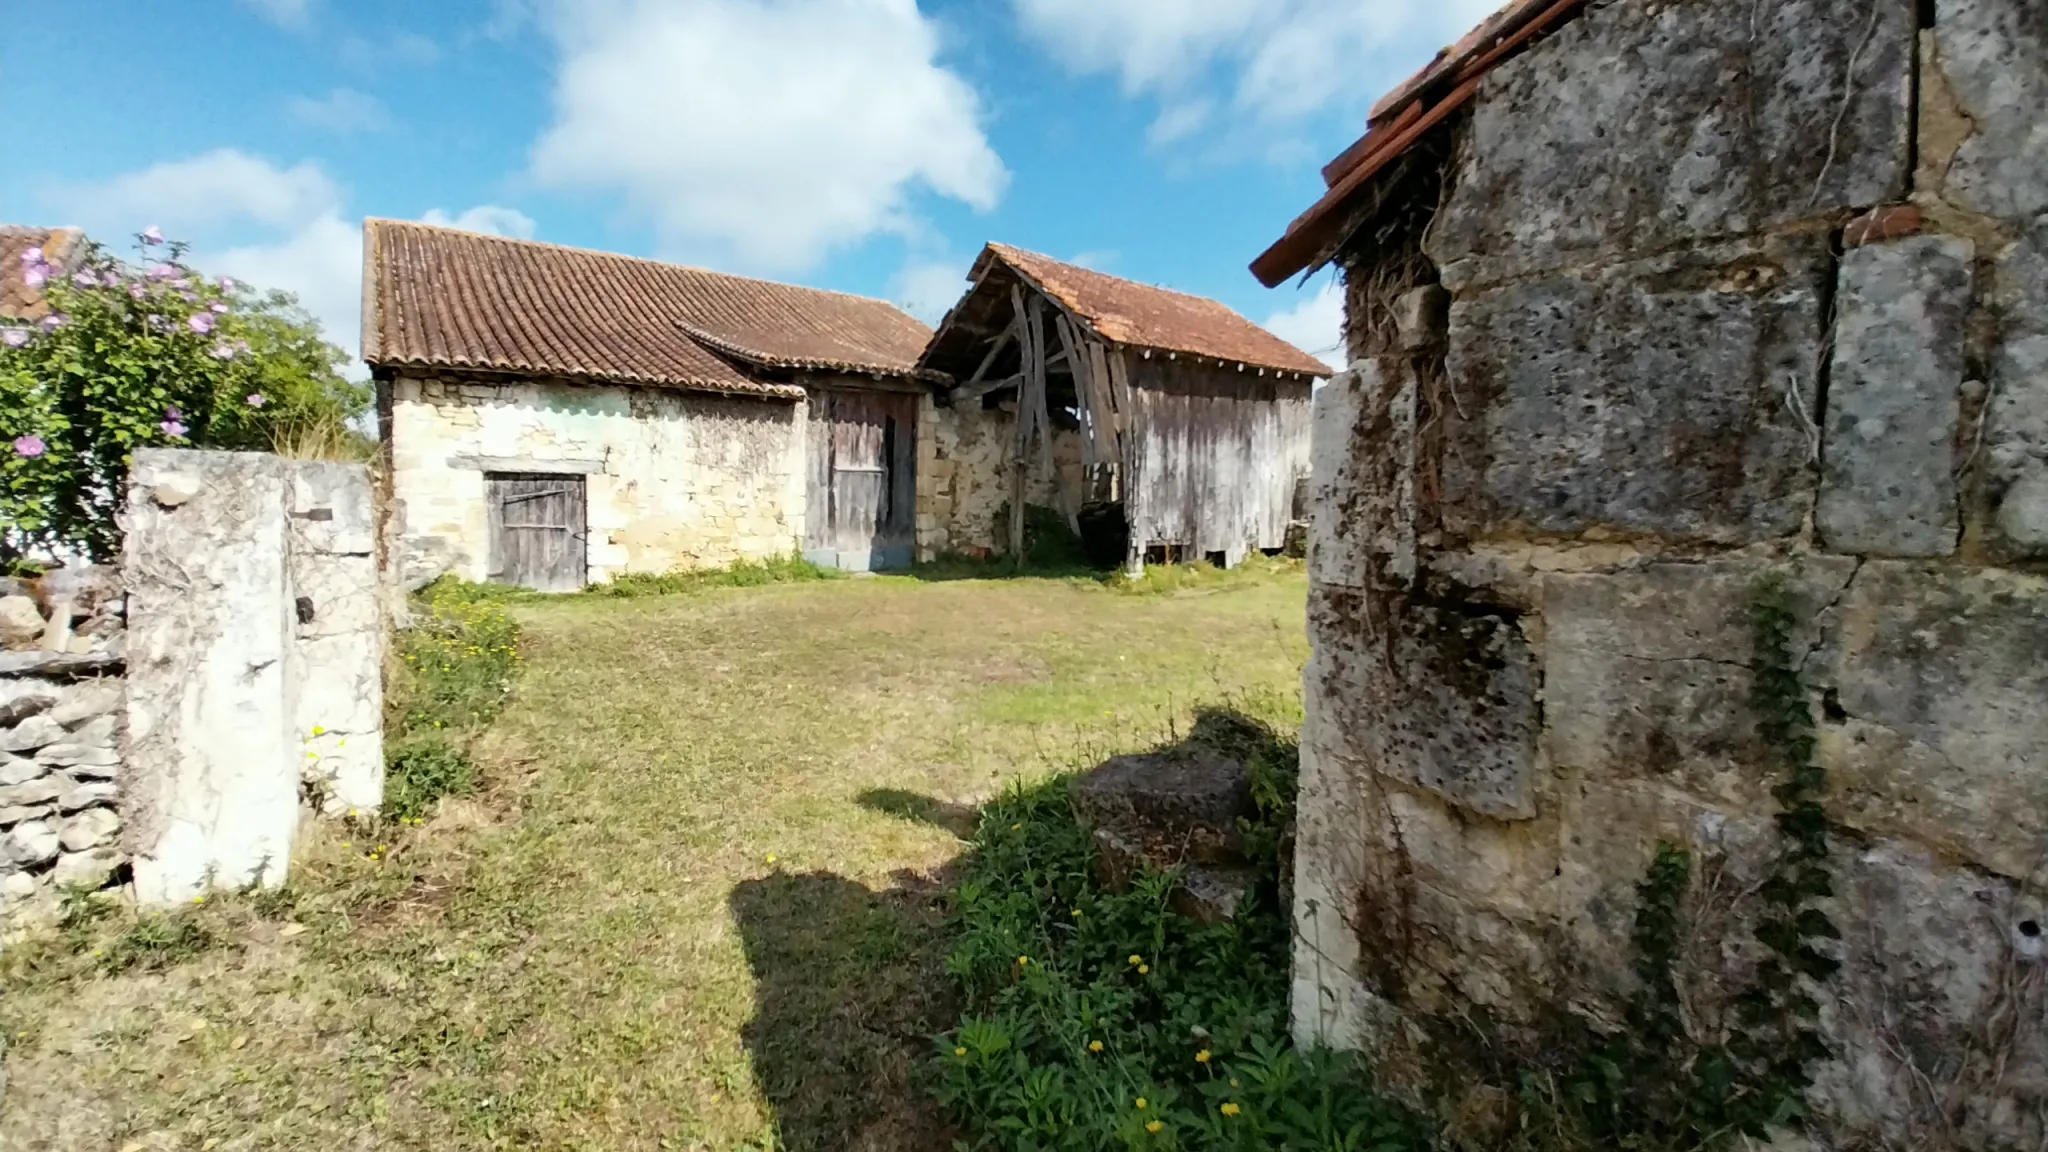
916;392;1085;560
1300;0;2048;1146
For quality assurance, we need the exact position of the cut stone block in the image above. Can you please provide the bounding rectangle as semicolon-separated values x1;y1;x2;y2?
1441;236;1828;544
1817;236;1971;557
1072;745;1252;866
1433;0;1914;287
1935;0;2048;223
1987;220;2048;557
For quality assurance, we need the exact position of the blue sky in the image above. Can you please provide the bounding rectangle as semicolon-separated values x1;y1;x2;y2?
4;0;1501;371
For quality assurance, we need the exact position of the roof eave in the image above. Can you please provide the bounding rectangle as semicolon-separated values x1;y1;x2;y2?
366;355;808;401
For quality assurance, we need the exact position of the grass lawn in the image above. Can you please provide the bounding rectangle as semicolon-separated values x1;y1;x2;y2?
1;564;1310;1152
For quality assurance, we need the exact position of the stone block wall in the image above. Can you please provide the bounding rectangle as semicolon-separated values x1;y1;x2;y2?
916;391;1086;560
1299;0;2048;1145
387;373;805;585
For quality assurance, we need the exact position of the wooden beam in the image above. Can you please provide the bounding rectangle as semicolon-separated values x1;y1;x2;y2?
949;372;1022;405
1008;284;1033;561
961;321;1018;388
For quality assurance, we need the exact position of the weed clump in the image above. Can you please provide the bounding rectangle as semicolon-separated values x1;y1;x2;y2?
592;553;841;597
929;714;1425;1151
382;578;522;819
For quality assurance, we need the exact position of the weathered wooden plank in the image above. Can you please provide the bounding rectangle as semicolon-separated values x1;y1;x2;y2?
1007;286;1033;559
951;373;1022;405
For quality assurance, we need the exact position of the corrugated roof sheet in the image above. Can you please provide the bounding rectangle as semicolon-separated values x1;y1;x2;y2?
974;243;1331;376
1250;0;1588;287
0;228;85;322
363;220;936;398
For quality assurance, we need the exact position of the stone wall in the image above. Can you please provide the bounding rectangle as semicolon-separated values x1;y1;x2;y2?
1298;0;2048;1146
2;450;386;926
916;391;1087;560
0;577;127;921
387;373;805;585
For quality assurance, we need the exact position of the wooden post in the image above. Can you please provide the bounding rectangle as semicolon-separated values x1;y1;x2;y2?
1007;285;1033;563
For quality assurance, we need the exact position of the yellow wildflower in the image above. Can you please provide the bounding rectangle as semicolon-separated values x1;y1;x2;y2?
1220;1102;1241;1117
1146;1120;1163;1134
1229;1078;1240;1088
1138;964;1150;975
954;1047;967;1057
1088;1040;1103;1053
1128;954;1142;965
1071;908;1082;917
1017;956;1030;966
766;853;776;864
311;725;326;736
1195;1049;1211;1063
1134;1098;1148;1110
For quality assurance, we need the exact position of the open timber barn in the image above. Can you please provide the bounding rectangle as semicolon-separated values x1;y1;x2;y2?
916;243;1331;573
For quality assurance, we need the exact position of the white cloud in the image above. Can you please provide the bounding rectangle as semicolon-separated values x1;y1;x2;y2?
288;88;390;134
67;149;342;235
1261;274;1345;370
420;205;539;239
891;257;968;325
528;0;1007;273
240;0;315;28
63;151;531;370
1013;0;1503;141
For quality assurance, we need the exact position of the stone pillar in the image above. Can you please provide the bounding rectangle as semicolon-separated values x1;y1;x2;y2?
286;461;384;815
124;450;298;903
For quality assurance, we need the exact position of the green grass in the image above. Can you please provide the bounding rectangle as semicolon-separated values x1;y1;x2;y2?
0;566;1310;1151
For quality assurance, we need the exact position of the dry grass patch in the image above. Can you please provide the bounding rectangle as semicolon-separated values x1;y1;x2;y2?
2;567;1308;1151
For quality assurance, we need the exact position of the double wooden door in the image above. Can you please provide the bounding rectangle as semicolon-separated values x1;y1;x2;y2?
804;389;917;571
486;473;588;591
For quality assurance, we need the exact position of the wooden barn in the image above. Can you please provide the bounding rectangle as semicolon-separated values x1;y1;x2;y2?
915;244;1330;572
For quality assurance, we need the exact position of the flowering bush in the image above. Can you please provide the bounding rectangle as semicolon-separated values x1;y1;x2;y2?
0;229;368;561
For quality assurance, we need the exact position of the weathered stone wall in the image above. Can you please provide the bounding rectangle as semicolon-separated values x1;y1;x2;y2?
0;579;127;923
1299;0;2048;1146
916;392;1085;560
387;373;805;585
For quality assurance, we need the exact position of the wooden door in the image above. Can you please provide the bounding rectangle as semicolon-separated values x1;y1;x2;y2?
486;473;588;591
804;390;916;570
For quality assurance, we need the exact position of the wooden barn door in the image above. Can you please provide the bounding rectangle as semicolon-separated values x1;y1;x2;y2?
486;473;588;591
804;390;916;570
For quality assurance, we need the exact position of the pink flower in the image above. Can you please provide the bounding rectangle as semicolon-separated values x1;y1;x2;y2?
246;392;267;408
71;271;98;289
102;270;123;289
142;226;165;246
129;283;147;300
12;435;44;458
209;340;237;360
22;267;46;289
147;263;178;282
188;312;215;334
146;314;170;331
38;313;66;331
2;329;27;348
19;247;43;266
217;276;235;291
209;301;230;313
160;419;187;438
166;406;183;421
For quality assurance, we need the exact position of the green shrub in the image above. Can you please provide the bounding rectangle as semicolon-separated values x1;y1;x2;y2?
384;733;481;823
592;553;841;598
928;716;1426;1151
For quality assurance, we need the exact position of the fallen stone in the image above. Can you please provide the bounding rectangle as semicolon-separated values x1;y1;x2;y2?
0;777;65;807
56;782;117;813
3;820;59;867
1071;745;1253;865
0;714;67;754
58;808;119;852
1175;864;1260;925
48;681;120;726
0;755;46;786
52;848;123;889
0;596;43;649
0;804;52;827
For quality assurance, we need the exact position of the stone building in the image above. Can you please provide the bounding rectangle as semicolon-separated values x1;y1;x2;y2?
362;221;942;587
919;243;1329;570
1254;0;2047;1145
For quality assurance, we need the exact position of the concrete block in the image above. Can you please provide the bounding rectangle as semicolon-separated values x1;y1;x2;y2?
1934;0;2048;222
124;450;297;904
1818;236;1971;556
1442;236;1828;544
1815;562;2048;878
1433;0;1914;287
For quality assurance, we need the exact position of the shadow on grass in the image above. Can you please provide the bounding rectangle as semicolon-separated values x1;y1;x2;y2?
730;867;958;1152
854;788;981;838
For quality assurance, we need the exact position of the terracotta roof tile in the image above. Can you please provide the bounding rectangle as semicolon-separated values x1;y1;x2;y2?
1250;0;1588;287
363;220;936;398
964;243;1331;376
0;227;86;322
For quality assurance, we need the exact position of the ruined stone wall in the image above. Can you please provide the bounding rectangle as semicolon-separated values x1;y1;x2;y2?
1297;0;2048;1145
916;392;1086;560
388;373;805;585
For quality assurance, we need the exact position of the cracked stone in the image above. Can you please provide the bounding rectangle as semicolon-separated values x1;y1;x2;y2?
3;820;59;867
58;808;119;852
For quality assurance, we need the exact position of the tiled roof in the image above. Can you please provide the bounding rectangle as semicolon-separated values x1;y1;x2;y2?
939;243;1330;376
362;220;937;398
1250;0;1588;287
0;228;86;321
